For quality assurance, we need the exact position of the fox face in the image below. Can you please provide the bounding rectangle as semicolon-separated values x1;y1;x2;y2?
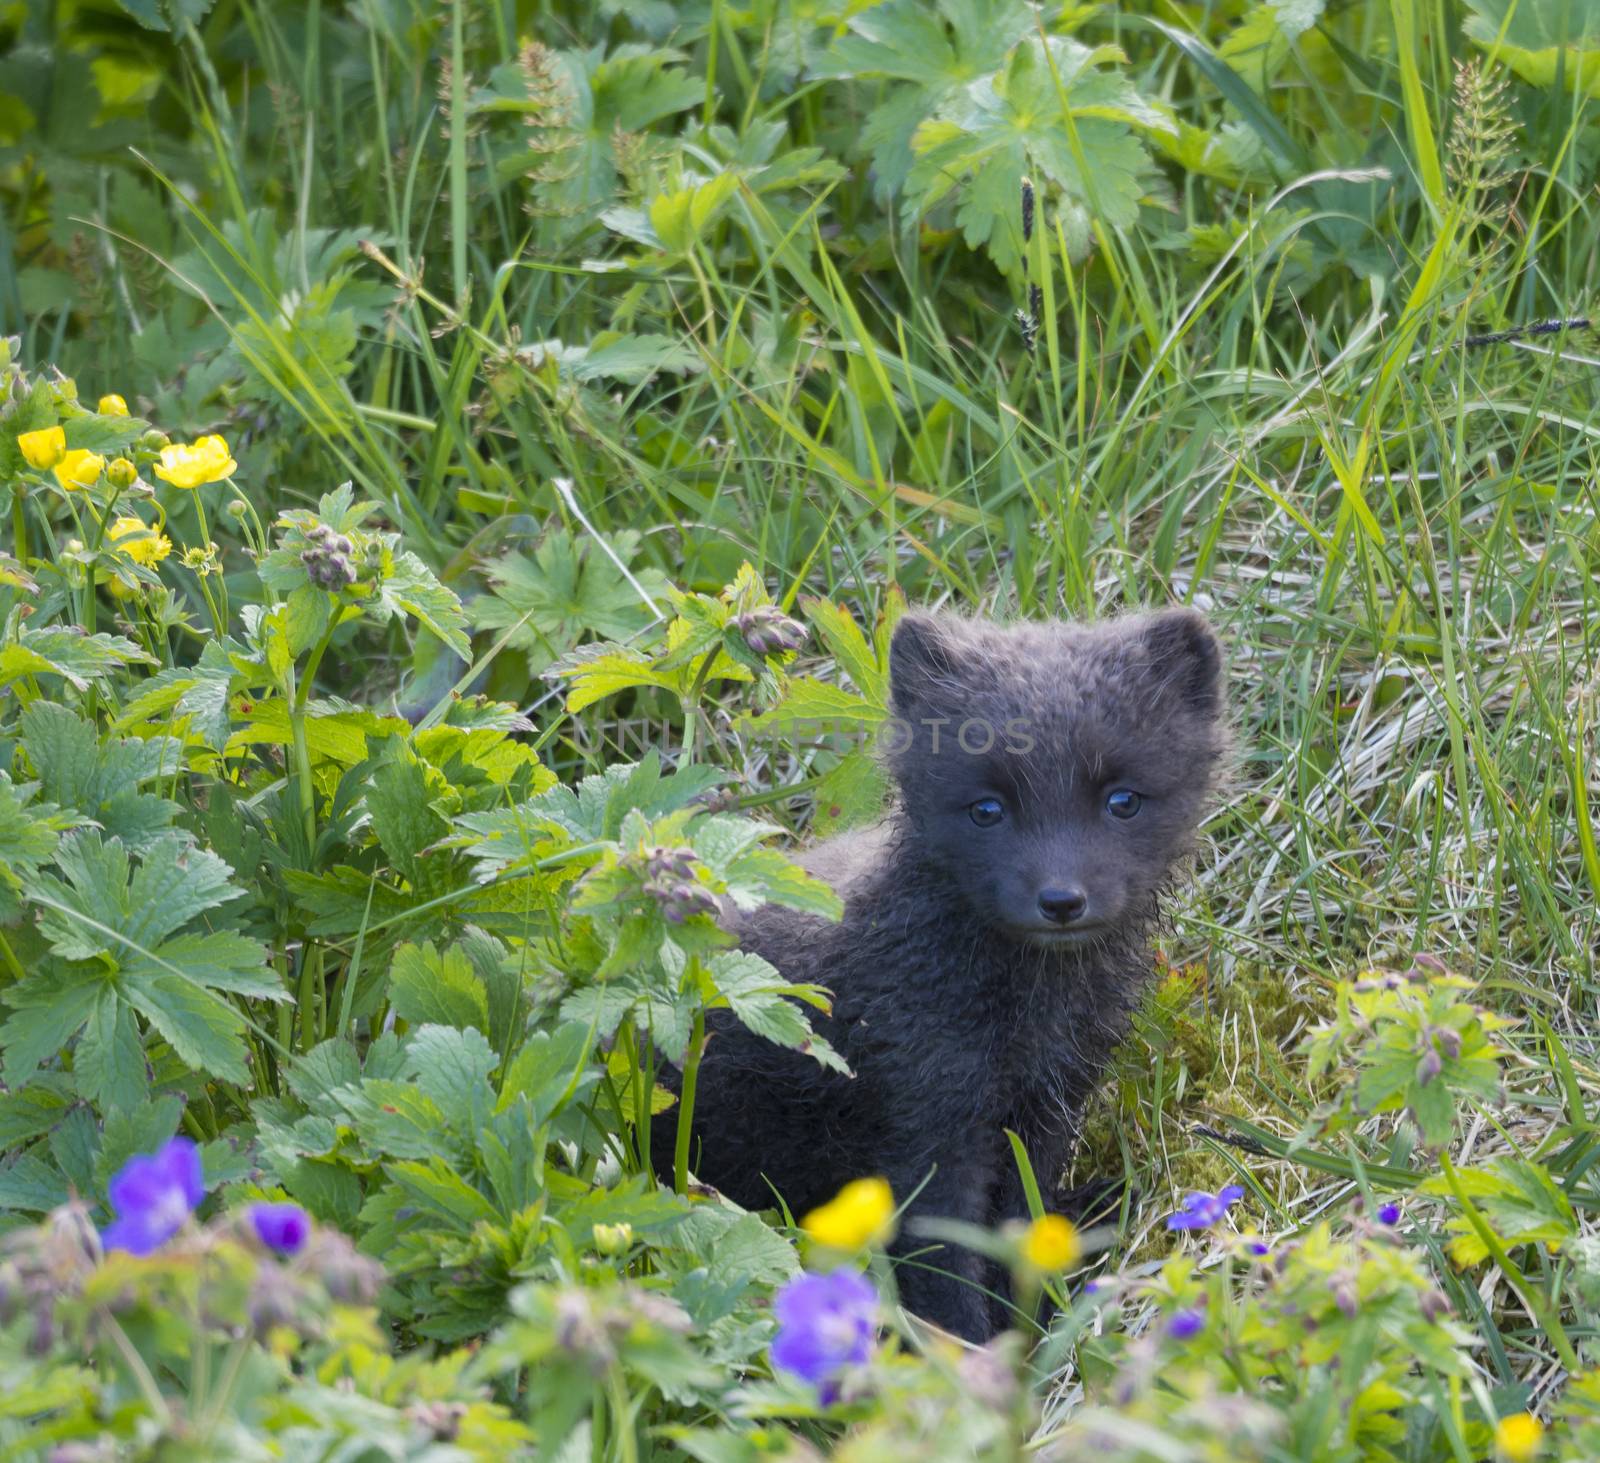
884;608;1227;946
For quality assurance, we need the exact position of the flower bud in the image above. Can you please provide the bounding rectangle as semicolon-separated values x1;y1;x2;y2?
138;428;170;452
592;1222;634;1256
106;457;138;490
226;498;248;520
1416;1048;1443;1085
734;606;807;659
98;394;129;417
301;545;357;591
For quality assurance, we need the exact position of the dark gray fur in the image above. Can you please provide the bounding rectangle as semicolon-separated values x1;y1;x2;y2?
652;608;1228;1340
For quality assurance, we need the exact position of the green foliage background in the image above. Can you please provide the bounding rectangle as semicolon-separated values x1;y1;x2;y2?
4;0;1600;1457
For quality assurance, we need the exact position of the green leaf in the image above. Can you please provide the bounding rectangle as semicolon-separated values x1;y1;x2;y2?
406;1024;498;1135
389;941;490;1033
810;752;892;836
904;37;1169;270
19;703;181;849
0;969;103;1089
676;1209;800;1287
335;1080;462;1162
0;627;154;693
379;550;471;658
75;988;149;1112
816;0;1039;196
0;1085;72;1149
0;775;72;922
367;737;449;883
708;951;848;1073
472;528;668;676
384;1155;500;1228
125;975;252;1085
802;597;890;703
112;653;237;751
14;832;278;1103
1464;0;1600;94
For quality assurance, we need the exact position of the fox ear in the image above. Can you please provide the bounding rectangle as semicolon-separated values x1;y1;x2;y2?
890;613;964;716
1136;607;1223;716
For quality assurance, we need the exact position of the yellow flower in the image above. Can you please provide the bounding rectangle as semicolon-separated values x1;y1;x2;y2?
98;394;129;416
154;434;237;489
801;1177;895;1250
54;449;105;491
18;426;66;471
108;516;172;569
1494;1414;1544;1462
1020;1214;1082;1271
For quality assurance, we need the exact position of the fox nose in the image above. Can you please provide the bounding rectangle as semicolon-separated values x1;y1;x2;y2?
1038;887;1088;925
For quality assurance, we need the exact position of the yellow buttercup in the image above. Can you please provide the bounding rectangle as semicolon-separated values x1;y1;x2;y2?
108;516;172;568
801;1177;896;1250
1019;1213;1081;1271
154;434;237;489
18;426;66;471
54;449;105;490
98;394;129;416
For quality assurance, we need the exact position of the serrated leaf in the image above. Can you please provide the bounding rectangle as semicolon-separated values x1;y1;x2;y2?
379;550;470;658
810;752;892;836
405;1024;498;1136
0;627;154;693
389;942;490;1033
367;738;449;883
19;703;182;848
472;529;668;675
904;36;1167;271
76;988;148;1112
125;975;252;1085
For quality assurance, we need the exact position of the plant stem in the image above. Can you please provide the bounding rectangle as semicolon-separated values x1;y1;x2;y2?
287;618;337;1052
11;490;26;568
0;930;24;986
673;1008;706;1196
678;650;718;764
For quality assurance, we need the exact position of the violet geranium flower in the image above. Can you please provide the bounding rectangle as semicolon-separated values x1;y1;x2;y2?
1167;1307;1206;1340
1165;1185;1245;1232
102;1137;206;1256
770;1270;877;1400
250;1202;311;1256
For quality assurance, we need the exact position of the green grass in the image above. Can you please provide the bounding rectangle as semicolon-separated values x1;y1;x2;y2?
8;0;1600;1443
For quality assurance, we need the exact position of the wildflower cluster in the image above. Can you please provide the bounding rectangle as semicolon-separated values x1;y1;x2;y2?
638;842;721;924
1304;954;1509;1149
1071;1204;1474;1459
3;346;244;633
733;603;808;659
300;521;360;589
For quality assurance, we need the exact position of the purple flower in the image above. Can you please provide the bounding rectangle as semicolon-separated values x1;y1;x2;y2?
770;1270;877;1399
1376;1202;1401;1226
1167;1307;1206;1340
1247;1240;1271;1256
102;1137;205;1256
1165;1185;1245;1231
250;1202;311;1256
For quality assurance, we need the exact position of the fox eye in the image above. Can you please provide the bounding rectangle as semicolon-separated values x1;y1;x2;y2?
1105;789;1142;819
969;797;1005;828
